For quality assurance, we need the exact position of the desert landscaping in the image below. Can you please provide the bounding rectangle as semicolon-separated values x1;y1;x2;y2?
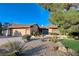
0;34;78;56
0;3;79;56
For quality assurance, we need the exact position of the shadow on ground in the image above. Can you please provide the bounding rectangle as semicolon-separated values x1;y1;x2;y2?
20;45;48;56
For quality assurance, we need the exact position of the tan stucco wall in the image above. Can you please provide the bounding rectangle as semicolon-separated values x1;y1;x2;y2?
48;29;53;33
26;28;31;35
48;28;60;34
11;28;31;36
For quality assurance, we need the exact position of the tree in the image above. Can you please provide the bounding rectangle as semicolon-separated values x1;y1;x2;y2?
0;22;3;35
3;22;12;30
63;9;79;36
39;3;70;34
39;4;75;25
39;3;79;35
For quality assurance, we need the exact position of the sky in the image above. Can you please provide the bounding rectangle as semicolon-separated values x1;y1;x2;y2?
0;3;50;26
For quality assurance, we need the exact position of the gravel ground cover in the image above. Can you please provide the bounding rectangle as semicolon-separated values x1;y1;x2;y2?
0;37;71;56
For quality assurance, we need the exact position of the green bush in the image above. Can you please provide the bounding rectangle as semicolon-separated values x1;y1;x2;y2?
22;35;31;41
61;39;79;52
48;36;58;43
49;32;59;35
32;32;40;36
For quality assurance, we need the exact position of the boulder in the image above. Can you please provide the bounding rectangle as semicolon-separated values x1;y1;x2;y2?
58;46;67;53
54;42;64;47
67;48;78;56
57;35;68;39
53;42;67;53
31;36;36;39
53;42;78;56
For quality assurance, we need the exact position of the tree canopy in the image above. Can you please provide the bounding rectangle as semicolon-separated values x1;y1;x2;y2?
40;3;79;35
63;9;79;34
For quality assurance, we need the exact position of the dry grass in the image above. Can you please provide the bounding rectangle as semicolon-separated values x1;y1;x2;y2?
0;39;27;56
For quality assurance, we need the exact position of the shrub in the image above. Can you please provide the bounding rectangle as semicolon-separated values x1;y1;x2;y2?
0;40;26;56
51;38;58;43
22;35;31;41
61;39;79;52
49;32;59;35
48;36;58;43
32;32;40;36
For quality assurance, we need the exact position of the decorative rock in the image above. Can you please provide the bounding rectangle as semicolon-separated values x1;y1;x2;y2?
58;46;67;53
57;35;68;40
53;42;67;53
54;42;64;47
53;42;78;56
67;48;78;56
31;36;36;39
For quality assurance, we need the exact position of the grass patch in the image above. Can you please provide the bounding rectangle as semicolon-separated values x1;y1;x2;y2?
61;39;79;52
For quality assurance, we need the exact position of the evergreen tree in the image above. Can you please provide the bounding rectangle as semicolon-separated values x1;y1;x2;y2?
0;22;3;35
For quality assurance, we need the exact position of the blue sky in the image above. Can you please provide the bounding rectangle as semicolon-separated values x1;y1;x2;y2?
0;3;50;26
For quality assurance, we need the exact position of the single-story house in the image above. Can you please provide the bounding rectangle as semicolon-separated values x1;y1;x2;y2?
48;25;60;34
39;25;60;35
39;26;48;34
2;24;60;36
